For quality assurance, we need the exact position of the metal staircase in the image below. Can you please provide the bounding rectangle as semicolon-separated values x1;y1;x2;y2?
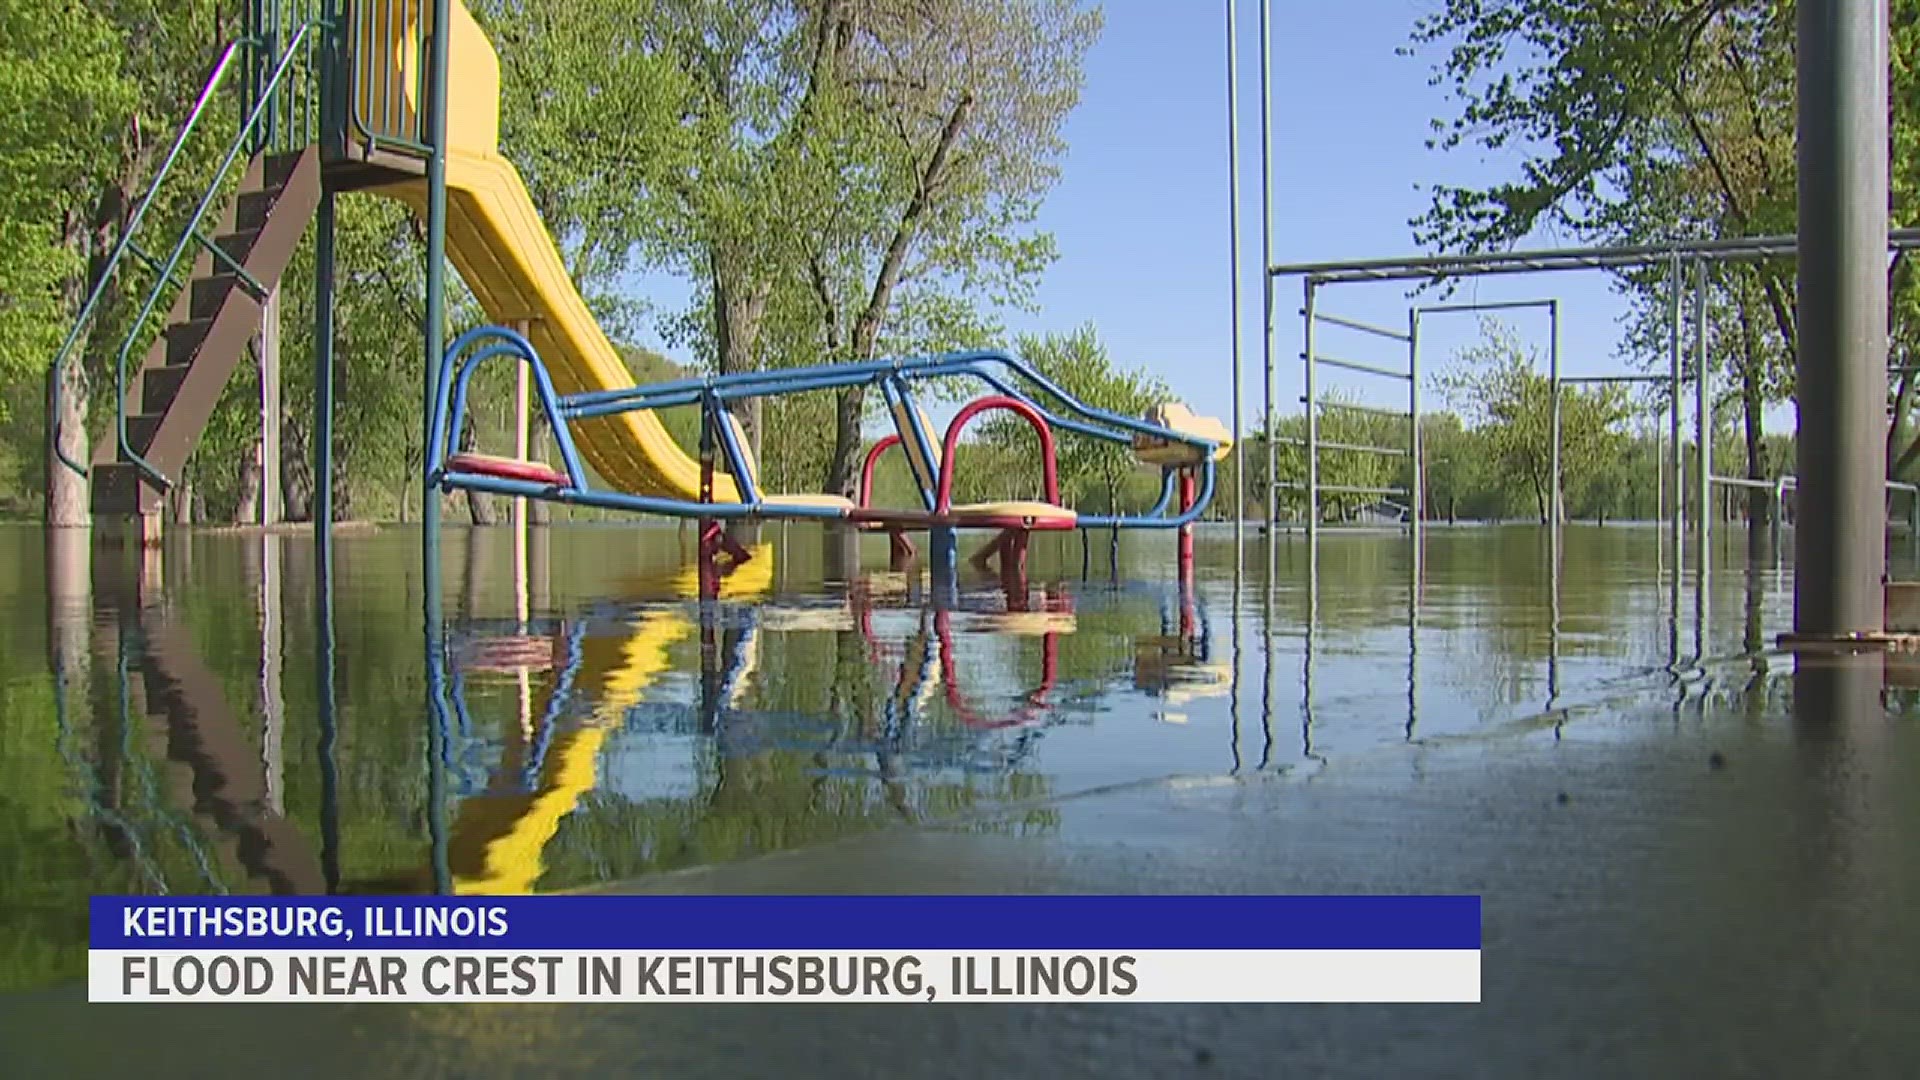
90;149;322;517
49;12;331;522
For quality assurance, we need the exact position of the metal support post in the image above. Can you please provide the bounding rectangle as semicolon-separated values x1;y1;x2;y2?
312;0;340;889
1302;278;1318;538
1668;255;1685;571
1694;258;1712;588
1258;0;1276;563
1548;300;1562;572
1225;0;1245;561
1409;309;1424;556
1793;0;1890;640
422;0;454;895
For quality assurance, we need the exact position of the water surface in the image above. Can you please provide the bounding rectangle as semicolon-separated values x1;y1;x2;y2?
0;519;1890;997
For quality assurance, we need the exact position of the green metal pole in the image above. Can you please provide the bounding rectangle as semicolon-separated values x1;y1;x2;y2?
1795;0;1889;639
313;0;340;891
422;0;453;895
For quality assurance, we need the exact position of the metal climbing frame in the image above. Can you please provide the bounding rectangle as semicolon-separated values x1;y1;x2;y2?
1261;239;1920;572
1290;286;1419;541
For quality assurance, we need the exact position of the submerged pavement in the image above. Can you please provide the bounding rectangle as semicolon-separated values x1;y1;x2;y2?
7;680;1919;1078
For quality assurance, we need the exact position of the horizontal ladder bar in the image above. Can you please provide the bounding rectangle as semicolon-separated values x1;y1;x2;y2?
1305;310;1411;342
1275;482;1410;497
1270;436;1408;457
1706;474;1919;496
1415;298;1558;316
1561;374;1670;384
1306;353;1412;381
1304;397;1412;419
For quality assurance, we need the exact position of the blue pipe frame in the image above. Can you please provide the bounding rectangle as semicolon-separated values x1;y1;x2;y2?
426;327;1224;532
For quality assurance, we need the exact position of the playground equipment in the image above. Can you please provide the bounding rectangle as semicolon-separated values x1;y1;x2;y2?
428;329;1231;575
51;0;1230;578
1229;0;1918;643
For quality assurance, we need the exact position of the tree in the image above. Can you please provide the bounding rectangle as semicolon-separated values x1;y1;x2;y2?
1437;321;1631;522
984;325;1167;512
5;0;234;523
1407;1;1920;521
795;0;1102;495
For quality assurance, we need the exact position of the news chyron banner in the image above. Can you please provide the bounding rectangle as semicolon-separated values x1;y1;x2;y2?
91;895;1481;1004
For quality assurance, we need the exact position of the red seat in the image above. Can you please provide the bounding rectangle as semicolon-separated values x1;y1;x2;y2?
445;452;570;487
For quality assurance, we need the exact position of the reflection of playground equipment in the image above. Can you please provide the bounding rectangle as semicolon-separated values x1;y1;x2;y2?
73;576;325;895
1131;580;1232;722
437;548;774;895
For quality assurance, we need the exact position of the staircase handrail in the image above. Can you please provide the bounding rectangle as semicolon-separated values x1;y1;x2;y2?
106;21;319;492
46;38;249;480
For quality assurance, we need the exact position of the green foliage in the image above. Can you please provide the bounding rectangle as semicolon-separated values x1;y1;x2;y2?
1437;321;1632;522
0;0;133;389
984;325;1167;512
1408;0;1920;498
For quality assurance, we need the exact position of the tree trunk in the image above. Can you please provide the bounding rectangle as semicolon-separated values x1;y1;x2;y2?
460;420;498;526
823;94;976;496
712;251;768;541
172;473;195;526
281;423;313;524
46;184;122;528
528;412;553;526
326;332;352;522
45;360;92;526
235;441;262;525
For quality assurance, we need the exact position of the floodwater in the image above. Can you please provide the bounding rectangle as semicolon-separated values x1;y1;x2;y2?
4;519;1920;1076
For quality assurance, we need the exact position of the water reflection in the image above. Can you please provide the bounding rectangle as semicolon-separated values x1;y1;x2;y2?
427;544;1241;896
10;520;1914;993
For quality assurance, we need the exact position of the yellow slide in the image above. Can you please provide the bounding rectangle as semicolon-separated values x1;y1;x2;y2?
447;548;775;894
359;0;741;504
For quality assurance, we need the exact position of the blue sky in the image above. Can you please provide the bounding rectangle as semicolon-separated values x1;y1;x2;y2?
630;1;1696;438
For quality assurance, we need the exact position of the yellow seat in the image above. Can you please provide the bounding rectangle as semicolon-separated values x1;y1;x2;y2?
948;500;1077;525
763;493;858;510
717;411;855;513
1133;402;1233;467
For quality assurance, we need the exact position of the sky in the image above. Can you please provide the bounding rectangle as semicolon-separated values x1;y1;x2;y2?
627;0;1708;438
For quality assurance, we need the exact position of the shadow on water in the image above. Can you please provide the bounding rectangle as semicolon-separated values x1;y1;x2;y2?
5;519;1918;1004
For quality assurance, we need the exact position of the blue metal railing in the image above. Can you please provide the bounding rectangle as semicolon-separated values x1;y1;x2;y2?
428;329;1225;529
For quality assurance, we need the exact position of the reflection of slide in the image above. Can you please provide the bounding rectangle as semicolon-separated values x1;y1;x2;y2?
365;0;739;504
446;549;774;894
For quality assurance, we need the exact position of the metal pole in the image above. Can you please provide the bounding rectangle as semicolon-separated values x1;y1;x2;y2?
313;194;335;548
422;0;453;895
1694;258;1712;590
1225;0;1245;560
1302;279;1318;539
1795;0;1889;639
312;0;339;889
1668;255;1685;572
1409;309;1423;553
1258;0;1276;558
1655;413;1665;527
1548;300;1562;589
